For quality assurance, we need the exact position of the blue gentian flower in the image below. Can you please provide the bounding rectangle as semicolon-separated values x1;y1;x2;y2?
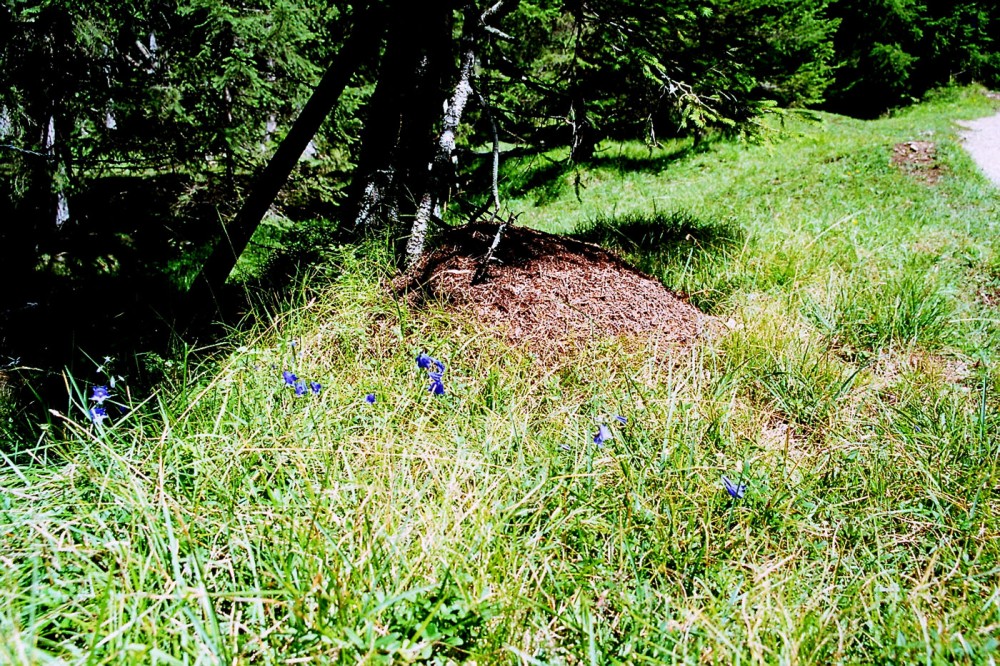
310;381;322;395
90;406;108;424
722;475;747;499
428;371;445;395
593;424;612;446
614;415;627;425
283;371;297;386
294;380;307;397
433;358;445;372
416;352;432;370
90;386;110;404
365;393;376;404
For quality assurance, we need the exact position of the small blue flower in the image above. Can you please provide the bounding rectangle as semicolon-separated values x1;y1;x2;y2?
294;380;307;397
283;371;297;386
428;371;445;395
722;475;747;499
433;358;445;372
416;352;432;370
365;393;376;404
90;406;108;424
310;381;322;395
90;386;110;404
593;424;612;446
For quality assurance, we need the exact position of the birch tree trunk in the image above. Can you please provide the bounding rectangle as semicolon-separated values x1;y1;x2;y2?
43;115;70;229
404;39;476;267
344;1;453;233
404;0;517;267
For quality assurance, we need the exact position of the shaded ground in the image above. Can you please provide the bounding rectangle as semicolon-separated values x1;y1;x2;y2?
397;222;706;354
0;173;341;450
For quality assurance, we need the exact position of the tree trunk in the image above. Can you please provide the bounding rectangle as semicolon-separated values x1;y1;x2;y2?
185;4;383;319
43;115;70;229
345;0;455;233
404;0;519;266
405;30;476;267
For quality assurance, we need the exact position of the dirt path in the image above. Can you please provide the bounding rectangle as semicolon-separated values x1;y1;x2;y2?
958;105;1000;187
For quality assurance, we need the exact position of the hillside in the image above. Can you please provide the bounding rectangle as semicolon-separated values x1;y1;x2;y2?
2;87;999;664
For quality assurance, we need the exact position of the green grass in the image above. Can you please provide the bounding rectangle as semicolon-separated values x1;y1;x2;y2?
3;86;1000;663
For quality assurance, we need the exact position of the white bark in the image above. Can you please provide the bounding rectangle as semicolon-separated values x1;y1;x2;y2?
0;106;11;138
405;44;476;267
44;116;70;229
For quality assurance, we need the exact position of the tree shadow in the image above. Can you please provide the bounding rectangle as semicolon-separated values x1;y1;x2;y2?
571;210;746;312
0;173;343;455
467;139;702;206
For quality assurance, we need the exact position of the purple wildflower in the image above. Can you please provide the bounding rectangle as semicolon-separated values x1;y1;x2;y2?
614;415;627;425
294;380;307;397
90;386;110;404
593;424;612;446
310;381;322;395
90;406;108;425
365;393;376;404
428;371;445;395
722;475;747;499
282;371;297;386
416;352;432;370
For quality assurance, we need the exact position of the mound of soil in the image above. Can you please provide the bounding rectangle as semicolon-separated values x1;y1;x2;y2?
891;141;942;184
397;222;706;353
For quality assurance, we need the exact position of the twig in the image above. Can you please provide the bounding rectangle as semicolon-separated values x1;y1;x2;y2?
1;143;53;159
475;86;501;210
472;211;517;285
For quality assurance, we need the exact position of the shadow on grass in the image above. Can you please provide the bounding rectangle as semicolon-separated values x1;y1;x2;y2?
572;210;746;312
0;174;347;455
464;139;702;205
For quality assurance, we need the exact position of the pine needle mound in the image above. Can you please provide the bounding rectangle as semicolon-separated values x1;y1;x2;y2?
397;222;706;353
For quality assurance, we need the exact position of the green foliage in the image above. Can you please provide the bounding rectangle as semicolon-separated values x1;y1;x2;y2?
826;0;1000;116
488;0;838;154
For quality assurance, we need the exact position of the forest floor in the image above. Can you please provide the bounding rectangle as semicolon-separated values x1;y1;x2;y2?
2;86;1000;664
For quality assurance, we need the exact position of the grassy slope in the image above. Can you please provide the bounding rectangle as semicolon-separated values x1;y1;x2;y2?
2;87;1000;664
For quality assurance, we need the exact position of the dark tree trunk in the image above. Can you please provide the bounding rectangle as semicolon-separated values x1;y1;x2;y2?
345;0;455;236
404;0;518;266
567;1;595;162
185;4;383;319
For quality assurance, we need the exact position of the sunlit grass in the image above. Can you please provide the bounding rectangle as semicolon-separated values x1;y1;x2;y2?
2;86;1000;663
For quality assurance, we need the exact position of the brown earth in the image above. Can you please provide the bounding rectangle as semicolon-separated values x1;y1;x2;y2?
891;141;942;184
396;222;707;354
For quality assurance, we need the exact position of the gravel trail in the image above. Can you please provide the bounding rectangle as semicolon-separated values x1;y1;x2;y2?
958;107;1000;187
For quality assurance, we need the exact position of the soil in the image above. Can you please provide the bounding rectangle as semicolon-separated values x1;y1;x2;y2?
891;141;942;184
397;222;706;354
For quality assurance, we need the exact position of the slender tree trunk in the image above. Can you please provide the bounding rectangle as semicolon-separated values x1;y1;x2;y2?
345;0;454;234
405;31;477;266
186;4;383;318
43;114;69;229
567;2;595;162
404;0;518;266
